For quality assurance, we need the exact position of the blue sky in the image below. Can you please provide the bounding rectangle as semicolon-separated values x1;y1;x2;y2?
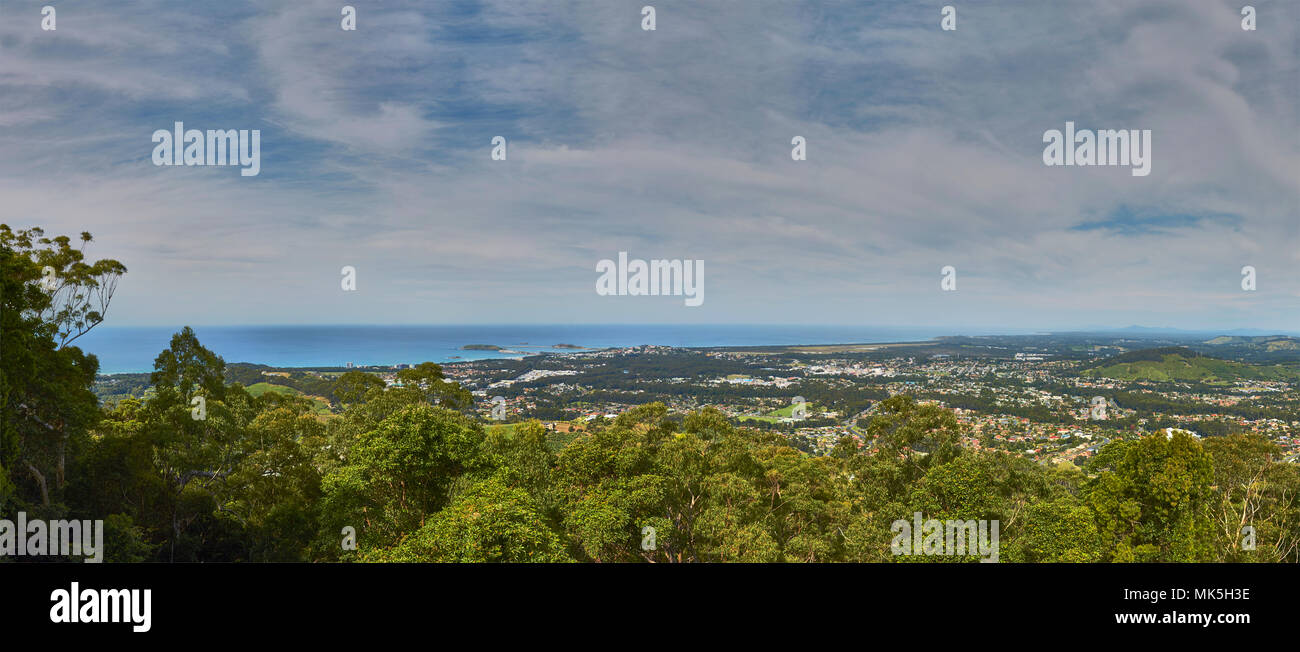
0;0;1295;332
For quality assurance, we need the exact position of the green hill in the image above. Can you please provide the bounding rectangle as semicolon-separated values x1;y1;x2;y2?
1081;347;1298;383
246;382;332;414
1201;335;1300;353
1203;335;1300;349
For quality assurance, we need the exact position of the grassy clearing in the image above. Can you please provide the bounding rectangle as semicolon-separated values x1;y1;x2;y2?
246;382;332;414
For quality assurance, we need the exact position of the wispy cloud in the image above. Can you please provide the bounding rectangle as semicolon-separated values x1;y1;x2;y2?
0;0;1295;330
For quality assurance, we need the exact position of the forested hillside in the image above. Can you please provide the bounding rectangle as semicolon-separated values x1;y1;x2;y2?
1082;347;1298;382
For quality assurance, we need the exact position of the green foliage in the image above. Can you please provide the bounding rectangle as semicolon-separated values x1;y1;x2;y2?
318;405;488;553
1082;348;1296;382
1087;432;1216;562
333;370;385;406
1203;434;1300;562
223;408;324;561
1;227;114;514
396;362;474;411
101;514;154;563
0;225;125;348
366;476;568;562
1013;499;1101;562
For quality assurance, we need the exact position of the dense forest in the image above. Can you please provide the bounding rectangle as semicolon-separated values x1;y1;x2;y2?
3;226;1299;562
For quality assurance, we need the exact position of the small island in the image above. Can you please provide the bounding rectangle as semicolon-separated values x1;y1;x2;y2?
462;344;504;351
552;343;585;349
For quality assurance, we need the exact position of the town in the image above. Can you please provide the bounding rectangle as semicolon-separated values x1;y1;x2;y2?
438;335;1299;466
92;333;1300;468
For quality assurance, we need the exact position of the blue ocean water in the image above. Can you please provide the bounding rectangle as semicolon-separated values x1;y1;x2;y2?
75;324;995;374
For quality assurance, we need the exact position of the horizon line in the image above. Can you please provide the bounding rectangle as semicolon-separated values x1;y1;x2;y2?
81;323;1300;335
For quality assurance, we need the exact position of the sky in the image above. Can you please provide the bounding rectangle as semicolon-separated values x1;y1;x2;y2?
0;0;1296;332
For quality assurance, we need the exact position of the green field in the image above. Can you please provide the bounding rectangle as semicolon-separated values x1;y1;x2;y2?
487;422;583;452
245;382;332;414
737;402;823;422
766;402;822;418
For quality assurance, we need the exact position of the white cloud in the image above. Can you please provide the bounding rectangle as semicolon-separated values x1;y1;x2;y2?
0;0;1294;330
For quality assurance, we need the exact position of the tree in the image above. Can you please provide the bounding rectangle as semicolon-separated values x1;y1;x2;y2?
553;405;672;562
333;370;385;406
481;420;555;507
366;476;569;562
861;395;964;481
0;225;125;349
223;407;324;561
1014;499;1101;562
318;405;487;555
396;362;474;411
144;327;249;561
1;226;120;513
150;326;227;405
1203;434;1300;562
1087;432;1215;562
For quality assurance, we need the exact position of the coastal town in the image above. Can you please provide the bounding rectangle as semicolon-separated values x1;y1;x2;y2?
429;334;1300;466
91;333;1300;468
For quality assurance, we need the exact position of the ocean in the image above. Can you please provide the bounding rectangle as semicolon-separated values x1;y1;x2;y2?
74;324;1006;375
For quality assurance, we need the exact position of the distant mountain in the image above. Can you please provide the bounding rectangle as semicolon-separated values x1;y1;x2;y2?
1071;327;1299;337
1191;335;1300;364
1115;325;1194;333
1202;335;1300;351
1081;347;1298;382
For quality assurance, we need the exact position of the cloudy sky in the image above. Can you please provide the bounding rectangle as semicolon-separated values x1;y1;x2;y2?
1;0;1295;331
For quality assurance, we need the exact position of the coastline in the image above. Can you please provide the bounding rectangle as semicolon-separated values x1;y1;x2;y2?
78;324;973;375
81;325;1300;376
